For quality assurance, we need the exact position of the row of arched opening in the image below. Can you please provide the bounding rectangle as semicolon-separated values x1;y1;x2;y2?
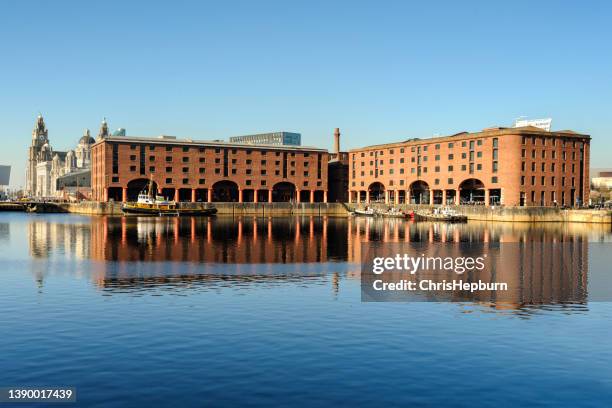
354;179;500;205
107;179;326;202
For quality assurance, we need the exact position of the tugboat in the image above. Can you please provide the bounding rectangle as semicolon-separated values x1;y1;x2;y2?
121;179;217;217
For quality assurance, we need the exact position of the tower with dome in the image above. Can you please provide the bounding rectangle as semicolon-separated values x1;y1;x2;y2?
25;115;108;198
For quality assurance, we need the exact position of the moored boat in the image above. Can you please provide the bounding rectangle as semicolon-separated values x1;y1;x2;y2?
413;207;467;223
353;207;376;216
381;208;408;218
121;179;217;216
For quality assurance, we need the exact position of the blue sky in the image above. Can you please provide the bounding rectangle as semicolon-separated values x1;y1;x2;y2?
1;0;611;188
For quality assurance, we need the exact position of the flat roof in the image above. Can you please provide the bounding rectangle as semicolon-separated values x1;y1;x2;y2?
349;126;590;152
94;135;327;153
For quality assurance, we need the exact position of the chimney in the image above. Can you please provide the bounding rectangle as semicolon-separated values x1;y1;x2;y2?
334;128;340;155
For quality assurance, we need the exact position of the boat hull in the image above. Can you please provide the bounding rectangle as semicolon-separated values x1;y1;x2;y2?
413;213;467;223
353;210;375;216
121;205;217;216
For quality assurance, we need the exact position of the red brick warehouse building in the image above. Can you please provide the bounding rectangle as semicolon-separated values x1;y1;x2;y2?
349;126;590;207
91;134;329;203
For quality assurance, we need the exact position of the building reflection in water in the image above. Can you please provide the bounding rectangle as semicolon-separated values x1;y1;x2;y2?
25;215;612;312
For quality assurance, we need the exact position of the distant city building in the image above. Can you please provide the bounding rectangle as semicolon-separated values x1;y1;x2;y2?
0;165;10;186
349;126;590;207
112;128;126;137
591;169;612;189
0;165;10;199
229;132;301;146
56;168;92;200
513;118;552;132
25;115;99;198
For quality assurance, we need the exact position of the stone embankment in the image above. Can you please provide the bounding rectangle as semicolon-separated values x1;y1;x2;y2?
347;203;612;224
59;201;349;216
5;200;610;223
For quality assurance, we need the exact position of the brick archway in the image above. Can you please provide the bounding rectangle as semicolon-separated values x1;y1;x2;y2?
212;180;239;202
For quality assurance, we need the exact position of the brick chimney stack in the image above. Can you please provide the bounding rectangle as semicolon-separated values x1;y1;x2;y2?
334;128;340;155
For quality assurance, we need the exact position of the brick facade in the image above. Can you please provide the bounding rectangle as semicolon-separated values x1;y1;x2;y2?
349;127;590;207
91;136;329;203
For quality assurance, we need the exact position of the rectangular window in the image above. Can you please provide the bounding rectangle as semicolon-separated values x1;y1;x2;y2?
139;145;146;175
112;143;118;174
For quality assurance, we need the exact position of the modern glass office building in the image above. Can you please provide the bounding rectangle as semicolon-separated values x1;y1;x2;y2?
229;132;301;146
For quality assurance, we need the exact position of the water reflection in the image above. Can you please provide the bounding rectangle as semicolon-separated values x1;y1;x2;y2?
28;216;612;262
21;215;612;312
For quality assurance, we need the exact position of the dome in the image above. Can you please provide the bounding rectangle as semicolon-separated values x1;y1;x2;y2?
79;129;95;145
79;135;95;145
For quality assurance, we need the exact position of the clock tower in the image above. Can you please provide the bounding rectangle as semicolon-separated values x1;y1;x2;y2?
25;114;50;196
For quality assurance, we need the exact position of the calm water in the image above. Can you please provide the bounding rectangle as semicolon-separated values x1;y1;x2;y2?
1;213;612;407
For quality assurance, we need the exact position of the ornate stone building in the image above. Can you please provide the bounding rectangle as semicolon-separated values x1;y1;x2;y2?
25;115;96;198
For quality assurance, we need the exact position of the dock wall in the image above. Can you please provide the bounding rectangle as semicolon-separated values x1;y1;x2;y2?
347;203;612;224
41;201;612;223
